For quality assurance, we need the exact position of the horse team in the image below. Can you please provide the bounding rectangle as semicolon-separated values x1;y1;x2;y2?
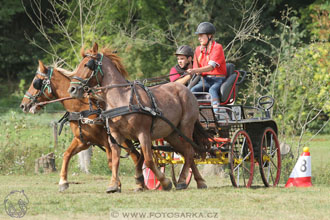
20;43;212;193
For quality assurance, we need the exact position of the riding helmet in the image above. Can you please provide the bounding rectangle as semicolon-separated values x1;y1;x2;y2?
175;45;194;58
195;22;216;35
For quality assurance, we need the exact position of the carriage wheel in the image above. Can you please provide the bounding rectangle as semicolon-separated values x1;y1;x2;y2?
229;129;254;188
142;162;165;190
259;127;281;187
170;153;192;188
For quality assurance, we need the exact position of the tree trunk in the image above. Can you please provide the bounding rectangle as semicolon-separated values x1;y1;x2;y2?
35;152;56;174
78;148;92;173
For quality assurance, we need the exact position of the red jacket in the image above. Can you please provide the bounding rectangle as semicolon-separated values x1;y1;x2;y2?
193;41;227;77
169;66;180;82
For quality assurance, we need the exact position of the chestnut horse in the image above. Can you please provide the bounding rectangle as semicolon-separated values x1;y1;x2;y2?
20;61;143;193
68;43;210;190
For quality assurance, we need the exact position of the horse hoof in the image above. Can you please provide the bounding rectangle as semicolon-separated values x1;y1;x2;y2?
135;175;145;185
106;185;121;193
59;183;69;192
176;182;188;190
162;179;172;191
134;187;144;192
197;182;207;189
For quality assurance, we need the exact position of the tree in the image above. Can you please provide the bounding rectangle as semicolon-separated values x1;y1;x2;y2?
0;1;48;88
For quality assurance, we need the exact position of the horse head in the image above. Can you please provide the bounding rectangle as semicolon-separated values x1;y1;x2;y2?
68;42;104;99
20;60;56;114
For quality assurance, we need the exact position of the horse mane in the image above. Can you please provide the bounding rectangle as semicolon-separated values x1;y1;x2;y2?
81;46;129;79
56;67;76;78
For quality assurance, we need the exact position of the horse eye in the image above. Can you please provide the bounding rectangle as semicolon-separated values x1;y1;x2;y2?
33;78;43;90
84;59;96;70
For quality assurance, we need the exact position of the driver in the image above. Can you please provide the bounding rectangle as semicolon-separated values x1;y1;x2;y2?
169;45;194;85
187;22;227;112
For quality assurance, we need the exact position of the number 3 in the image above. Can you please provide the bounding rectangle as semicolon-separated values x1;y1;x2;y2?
300;159;307;172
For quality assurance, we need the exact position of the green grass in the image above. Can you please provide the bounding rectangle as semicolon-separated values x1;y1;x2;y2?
0;111;329;219
0;174;329;220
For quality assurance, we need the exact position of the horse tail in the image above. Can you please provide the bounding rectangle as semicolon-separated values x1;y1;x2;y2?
192;121;211;158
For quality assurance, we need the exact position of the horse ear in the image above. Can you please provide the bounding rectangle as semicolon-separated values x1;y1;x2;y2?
38;60;46;72
92;42;98;54
80;46;85;57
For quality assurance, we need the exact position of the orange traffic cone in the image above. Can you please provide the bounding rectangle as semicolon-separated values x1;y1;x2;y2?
285;147;312;187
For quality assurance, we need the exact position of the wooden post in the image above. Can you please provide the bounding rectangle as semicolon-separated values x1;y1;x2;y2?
35;152;56;174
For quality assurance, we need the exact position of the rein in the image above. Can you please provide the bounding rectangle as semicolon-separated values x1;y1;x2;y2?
72;52;191;91
141;72;190;84
91;72;191;92
35;97;74;106
70;53;207;153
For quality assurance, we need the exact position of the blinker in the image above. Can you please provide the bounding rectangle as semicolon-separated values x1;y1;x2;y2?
85;59;96;71
33;78;44;90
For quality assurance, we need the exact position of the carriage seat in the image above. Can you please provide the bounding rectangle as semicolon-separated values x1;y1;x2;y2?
194;63;240;105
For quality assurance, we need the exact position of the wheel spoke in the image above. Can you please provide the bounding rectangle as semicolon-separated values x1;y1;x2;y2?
269;148;277;157
242;164;251;173
230;130;254;188
233;163;240;172
233;151;251;171
269;157;278;169
259;128;281;187
242;167;246;186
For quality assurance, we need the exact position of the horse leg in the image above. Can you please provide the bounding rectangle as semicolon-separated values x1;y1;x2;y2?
59;137;89;192
190;161;207;189
123;140;140;166
122;140;145;191
138;132;172;191
106;136;122;193
165;133;193;190
134;149;146;191
165;131;207;189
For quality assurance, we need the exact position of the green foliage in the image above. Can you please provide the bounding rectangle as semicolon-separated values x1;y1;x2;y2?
0;1;49;84
279;156;296;184
0;110;135;176
300;1;330;42
275;42;330;135
0;111;71;174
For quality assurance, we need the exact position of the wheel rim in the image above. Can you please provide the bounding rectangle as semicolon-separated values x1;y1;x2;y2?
229;130;254;188
259;128;281;187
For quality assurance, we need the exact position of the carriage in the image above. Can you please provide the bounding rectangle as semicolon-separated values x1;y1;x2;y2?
21;43;281;192
142;63;281;189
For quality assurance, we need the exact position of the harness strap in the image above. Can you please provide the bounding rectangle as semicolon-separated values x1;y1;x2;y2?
57;110;106;153
78;119;85;144
25;67;55;103
101;105;206;153
132;81;161;133
58;112;69;135
24;91;35;101
102;105;144;119
104;117;132;151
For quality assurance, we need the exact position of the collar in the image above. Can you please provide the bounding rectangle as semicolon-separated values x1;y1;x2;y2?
200;41;216;55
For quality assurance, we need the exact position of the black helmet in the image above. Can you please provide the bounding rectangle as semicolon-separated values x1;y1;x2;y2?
195;22;216;35
175;45;194;57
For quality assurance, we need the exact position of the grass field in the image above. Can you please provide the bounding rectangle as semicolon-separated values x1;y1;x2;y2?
0;111;329;219
0;174;329;220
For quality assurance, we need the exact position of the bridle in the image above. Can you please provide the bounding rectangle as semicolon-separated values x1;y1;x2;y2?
70;53;104;91
24;67;54;104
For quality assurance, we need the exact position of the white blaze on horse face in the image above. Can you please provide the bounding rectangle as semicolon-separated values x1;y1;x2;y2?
29;105;38;114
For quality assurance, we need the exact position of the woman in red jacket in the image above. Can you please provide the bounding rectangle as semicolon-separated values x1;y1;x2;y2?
187;22;227;111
